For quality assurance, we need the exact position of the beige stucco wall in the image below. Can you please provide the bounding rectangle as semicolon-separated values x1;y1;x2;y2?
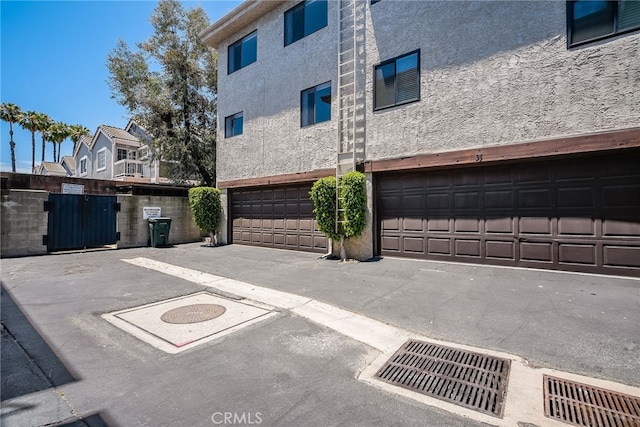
1;190;48;257
117;195;203;248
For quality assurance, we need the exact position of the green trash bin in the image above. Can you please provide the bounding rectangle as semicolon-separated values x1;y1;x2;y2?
148;217;172;247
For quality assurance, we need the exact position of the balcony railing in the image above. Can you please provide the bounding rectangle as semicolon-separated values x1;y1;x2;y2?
114;159;145;178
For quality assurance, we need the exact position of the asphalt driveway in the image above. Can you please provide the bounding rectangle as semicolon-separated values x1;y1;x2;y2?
1;243;638;426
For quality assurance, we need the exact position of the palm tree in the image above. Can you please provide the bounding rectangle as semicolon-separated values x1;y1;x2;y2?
68;124;90;153
47;122;71;162
34;113;52;162
0;103;23;173
19;110;41;171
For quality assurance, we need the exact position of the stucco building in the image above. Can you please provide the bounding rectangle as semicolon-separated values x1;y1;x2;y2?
202;0;640;276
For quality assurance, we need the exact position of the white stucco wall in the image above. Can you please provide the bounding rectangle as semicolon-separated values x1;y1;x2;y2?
214;0;640;181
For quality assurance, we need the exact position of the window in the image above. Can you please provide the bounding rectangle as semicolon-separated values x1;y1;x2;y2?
568;1;640;46
228;31;257;74
97;148;107;171
301;81;331;127
80;156;87;175
225;112;244;137
285;0;328;46
128;151;137;160
117;148;127;161
374;50;420;111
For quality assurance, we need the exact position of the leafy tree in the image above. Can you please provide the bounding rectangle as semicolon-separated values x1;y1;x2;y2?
107;0;217;185
188;187;222;246
19;110;41;171
1;103;23;172
69;124;90;153
310;171;367;260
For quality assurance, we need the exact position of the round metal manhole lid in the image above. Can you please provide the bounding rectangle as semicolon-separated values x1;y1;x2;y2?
160;304;226;324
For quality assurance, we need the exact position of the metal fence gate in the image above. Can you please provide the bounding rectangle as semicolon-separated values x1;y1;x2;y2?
44;194;120;252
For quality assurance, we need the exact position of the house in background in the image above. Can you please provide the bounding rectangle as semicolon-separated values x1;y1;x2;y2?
60;156;75;176
33;162;69;177
73;120;168;183
201;0;640;277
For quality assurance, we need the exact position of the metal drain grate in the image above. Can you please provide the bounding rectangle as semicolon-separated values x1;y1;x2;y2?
544;375;640;427
160;304;226;324
375;340;510;418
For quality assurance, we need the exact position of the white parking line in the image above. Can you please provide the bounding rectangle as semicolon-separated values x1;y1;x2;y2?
122;257;640;426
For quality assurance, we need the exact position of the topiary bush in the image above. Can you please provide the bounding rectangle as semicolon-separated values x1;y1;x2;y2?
310;171;367;259
309;176;339;240
340;171;367;239
188;186;222;246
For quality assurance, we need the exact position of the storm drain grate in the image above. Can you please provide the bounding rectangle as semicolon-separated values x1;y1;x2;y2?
375;339;510;417
544;375;640;427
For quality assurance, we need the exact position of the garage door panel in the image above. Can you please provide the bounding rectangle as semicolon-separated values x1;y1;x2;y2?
231;184;326;253
602;218;640;237
428;238;451;255
382;236;400;251
602;184;640;208
427;218;450;232
559;244;596;265
427;173;451;188
485;217;514;234
518;164;551;183
485;190;514;209
520;242;552;262
454;192;480;210
484;167;514;185
382;217;400;231
557;187;594;209
486;240;515;260
402;194;424;210
427;193;450;210
519;189;552;209
455;218;480;233
520;217;552;235
558;217;595;236
603;246;640;268
455;240;481;257
403;237;424;253
403;218;423;232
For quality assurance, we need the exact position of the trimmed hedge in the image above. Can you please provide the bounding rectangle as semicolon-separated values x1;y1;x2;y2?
309;171;367;241
188;187;222;241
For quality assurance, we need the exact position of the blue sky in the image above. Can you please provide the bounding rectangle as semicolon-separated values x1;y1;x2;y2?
1;0;242;173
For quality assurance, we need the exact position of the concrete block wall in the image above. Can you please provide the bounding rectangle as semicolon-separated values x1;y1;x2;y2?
1;190;48;257
117;194;203;248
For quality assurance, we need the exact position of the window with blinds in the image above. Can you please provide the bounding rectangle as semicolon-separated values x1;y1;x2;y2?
568;0;640;47
374;50;420;111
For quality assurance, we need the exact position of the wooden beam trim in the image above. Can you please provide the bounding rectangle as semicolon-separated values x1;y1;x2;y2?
218;168;335;189
364;127;640;173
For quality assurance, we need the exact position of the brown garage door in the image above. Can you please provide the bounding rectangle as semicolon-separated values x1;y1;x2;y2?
376;151;640;276
230;184;328;253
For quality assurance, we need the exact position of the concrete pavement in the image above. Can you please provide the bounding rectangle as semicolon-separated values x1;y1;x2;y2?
1;243;639;426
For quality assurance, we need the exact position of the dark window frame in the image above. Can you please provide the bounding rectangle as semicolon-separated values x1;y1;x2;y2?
284;0;328;47
300;81;332;127
228;30;257;74
567;0;640;47
225;112;244;138
371;0;382;5
373;49;421;112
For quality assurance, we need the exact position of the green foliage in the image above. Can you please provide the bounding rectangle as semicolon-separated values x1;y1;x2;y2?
107;0;217;186
340;171;367;238
310;171;367;241
188;187;222;236
309;176;339;240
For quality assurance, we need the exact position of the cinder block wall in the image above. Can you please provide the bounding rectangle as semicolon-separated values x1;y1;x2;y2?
1;190;48;257
117;194;202;248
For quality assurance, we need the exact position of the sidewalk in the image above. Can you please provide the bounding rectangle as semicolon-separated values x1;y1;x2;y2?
1;243;638;426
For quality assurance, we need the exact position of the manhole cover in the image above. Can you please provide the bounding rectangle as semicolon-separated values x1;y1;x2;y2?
375;339;510;418
160;304;226;324
544;375;640;426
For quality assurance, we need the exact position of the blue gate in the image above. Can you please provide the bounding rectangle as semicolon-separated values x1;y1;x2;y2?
44;194;120;252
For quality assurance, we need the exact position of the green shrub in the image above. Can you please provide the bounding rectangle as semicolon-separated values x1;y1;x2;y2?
340;171;367;238
188;186;222;245
309;176;339;240
310;171;367;242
